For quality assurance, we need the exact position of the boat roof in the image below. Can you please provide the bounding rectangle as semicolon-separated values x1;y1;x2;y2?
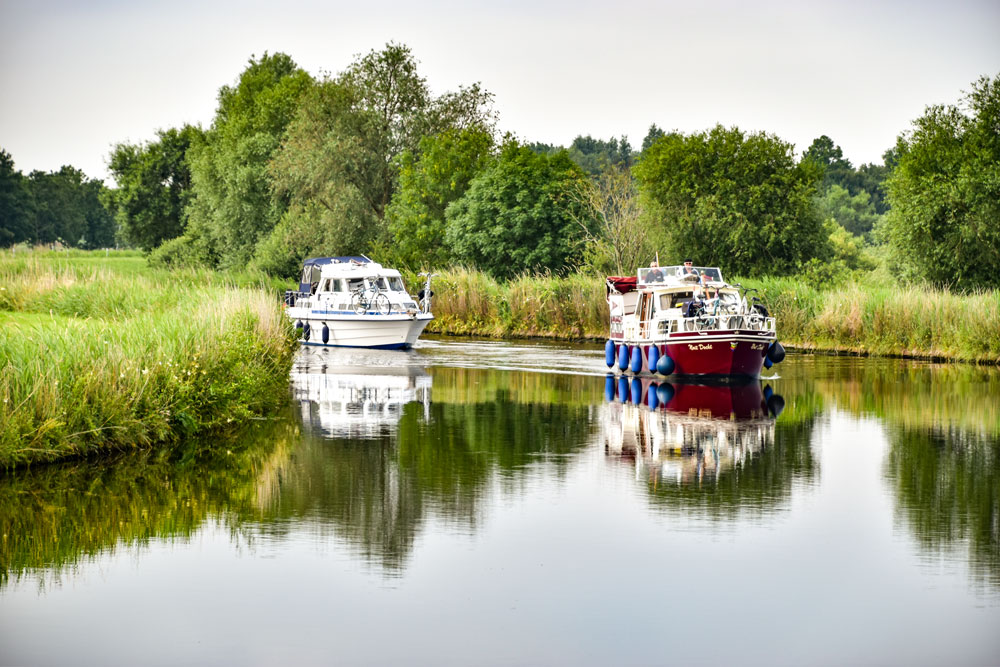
302;256;371;268
606;266;727;294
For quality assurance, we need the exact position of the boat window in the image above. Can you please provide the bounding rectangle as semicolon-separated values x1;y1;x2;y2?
388;276;405;292
331;279;344;292
373;277;389;290
658;294;676;310
347;278;364;292
320;279;333;292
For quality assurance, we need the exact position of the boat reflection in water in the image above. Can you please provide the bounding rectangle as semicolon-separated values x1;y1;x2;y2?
291;346;431;440
603;375;784;487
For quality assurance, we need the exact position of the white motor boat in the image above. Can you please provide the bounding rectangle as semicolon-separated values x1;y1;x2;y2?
284;256;434;350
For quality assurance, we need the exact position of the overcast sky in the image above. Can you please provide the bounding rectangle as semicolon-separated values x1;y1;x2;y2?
2;0;998;183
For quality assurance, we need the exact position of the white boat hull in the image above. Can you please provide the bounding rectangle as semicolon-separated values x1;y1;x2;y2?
287;310;433;350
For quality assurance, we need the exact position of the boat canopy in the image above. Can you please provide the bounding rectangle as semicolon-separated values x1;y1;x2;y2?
298;256;371;292
606;276;638;294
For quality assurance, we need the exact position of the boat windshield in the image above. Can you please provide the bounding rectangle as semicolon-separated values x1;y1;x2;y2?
639;265;725;285
387;276;406;292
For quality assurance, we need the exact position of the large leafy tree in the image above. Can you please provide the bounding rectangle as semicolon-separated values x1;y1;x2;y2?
445;142;593;279
386;126;495;268
104;125;204;251
185;52;313;268
264;43;494;272
0;149;32;245
882;74;1000;290
635;125;827;276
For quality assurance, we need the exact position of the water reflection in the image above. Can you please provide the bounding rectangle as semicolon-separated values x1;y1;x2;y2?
2;345;998;596
886;425;1000;591
253;349;600;572
602;376;819;516
0;417;298;588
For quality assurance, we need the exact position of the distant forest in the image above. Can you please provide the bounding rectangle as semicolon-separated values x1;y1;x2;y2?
1;44;997;289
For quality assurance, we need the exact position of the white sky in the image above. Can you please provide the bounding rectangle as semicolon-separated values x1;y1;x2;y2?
1;0;998;183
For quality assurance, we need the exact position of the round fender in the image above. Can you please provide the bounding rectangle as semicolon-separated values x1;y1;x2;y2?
656;354;675;376
656;383;675;406
767;341;786;364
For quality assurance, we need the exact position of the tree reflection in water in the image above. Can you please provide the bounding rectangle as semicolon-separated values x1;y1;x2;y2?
2;350;998;590
886;425;1000;591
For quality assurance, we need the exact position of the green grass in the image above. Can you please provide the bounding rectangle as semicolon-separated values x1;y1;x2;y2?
0;252;297;468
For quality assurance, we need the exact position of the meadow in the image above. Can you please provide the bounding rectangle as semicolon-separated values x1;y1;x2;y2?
0;250;296;467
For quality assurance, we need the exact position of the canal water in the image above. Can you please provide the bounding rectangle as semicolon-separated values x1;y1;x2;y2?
1;339;998;665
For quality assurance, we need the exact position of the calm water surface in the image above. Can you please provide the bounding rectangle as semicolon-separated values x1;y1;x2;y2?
2;338;999;665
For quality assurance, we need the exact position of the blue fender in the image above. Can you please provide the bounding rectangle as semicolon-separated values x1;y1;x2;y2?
618;376;630;402
648;345;660;375
656;383;675;406
647;382;659;410
604;374;616;402
618;344;629;371
605;340;616;367
630;347;643;373
656;354;675;376
630;377;642;404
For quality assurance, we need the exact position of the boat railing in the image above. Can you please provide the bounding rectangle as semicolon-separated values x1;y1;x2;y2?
655;314;776;337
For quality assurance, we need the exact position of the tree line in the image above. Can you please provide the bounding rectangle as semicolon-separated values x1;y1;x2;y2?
2;44;997;290
0;153;115;249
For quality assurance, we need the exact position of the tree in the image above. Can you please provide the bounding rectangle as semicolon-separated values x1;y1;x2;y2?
445;142;593;279
0;149;32;245
804;135;893;215
568;166;648;275
641;124;665;153
22;166;115;248
184;52;313;268
635;125;827;276
264;43;494;272
386;127;495;268
881;74;1000;290
104;125;204;251
816;184;882;238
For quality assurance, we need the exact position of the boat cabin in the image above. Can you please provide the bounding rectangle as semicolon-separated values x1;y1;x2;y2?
607;265;773;341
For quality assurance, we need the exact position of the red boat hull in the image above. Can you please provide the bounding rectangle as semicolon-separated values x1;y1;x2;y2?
615;329;776;378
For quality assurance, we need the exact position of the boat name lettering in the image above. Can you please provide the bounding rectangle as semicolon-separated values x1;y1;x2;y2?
687;343;713;351
751;343;765;350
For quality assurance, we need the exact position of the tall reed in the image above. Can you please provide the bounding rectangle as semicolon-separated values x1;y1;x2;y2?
0;255;296;467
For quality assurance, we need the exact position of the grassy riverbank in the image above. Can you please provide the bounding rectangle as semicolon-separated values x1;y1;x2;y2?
421;268;1000;363
0;251;296;468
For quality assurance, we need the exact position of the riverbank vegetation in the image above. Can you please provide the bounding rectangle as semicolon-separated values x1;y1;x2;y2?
0;252;296;467
3;46;998;363
420;267;1000;363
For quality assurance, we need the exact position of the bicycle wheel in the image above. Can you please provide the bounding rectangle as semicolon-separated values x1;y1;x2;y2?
373;293;391;315
351;292;366;314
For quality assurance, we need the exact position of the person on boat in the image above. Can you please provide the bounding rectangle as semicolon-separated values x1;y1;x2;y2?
679;259;701;283
647;260;664;282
